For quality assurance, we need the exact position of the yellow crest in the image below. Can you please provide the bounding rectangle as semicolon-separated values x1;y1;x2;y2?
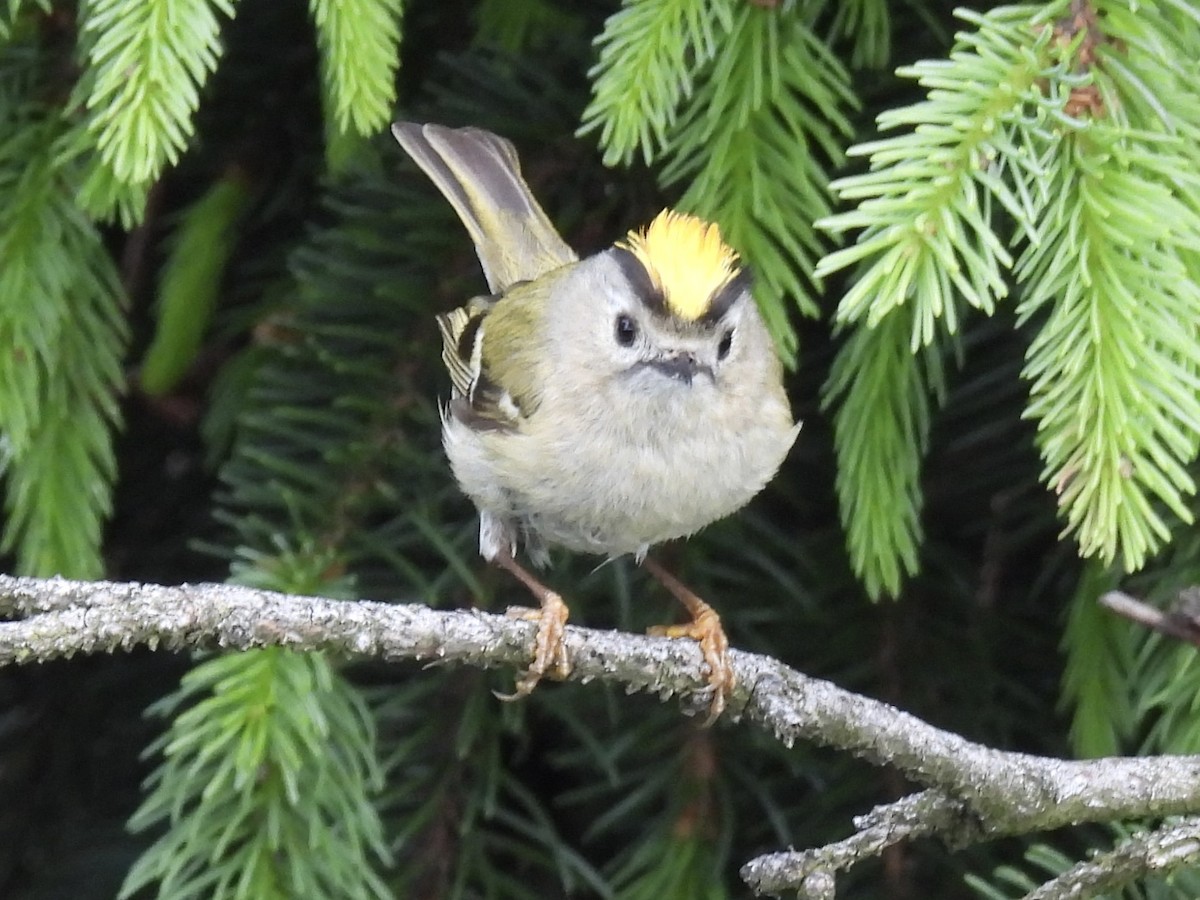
618;210;740;321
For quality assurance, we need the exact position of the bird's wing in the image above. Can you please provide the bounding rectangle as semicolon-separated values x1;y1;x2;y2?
392;122;577;293
435;294;529;432
434;305;480;399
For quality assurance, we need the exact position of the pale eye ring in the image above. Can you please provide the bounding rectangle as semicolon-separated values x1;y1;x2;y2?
717;329;734;360
615;314;638;347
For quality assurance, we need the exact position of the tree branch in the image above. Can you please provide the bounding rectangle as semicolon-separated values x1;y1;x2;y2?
1101;588;1200;647
3;574;1199;897
1022;816;1200;900
740;790;977;897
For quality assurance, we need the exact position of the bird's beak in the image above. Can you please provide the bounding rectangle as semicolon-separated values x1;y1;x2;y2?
647;352;712;385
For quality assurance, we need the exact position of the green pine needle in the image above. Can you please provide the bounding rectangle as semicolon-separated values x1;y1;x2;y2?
82;0;236;187
1017;132;1200;571
819;2;1200;589
817;6;1058;351
1139;643;1200;755
472;0;579;52
122;647;391;900
0;110;126;578
141;173;253;395
817;4;1060;594
1058;562;1132;758
578;0;737;166
0;0;50;40
0;329;123;579
310;0;404;137
662;6;856;363
1011;0;1200;570
829;0;892;70
74;152;153;227
612;833;728;900
0;118;69;455
823;309;945;598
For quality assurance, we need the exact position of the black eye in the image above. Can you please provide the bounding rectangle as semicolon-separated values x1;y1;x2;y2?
717;329;733;360
615;313;638;347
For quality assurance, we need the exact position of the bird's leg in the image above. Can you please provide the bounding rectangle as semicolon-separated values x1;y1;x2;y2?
643;557;733;724
492;550;571;698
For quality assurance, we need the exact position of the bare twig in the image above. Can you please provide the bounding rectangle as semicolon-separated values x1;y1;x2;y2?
1100;589;1200;647
741;790;976;897
1021;816;1200;900
3;575;1200;898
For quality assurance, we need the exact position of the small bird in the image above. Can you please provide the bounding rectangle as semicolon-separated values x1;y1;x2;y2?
392;122;799;720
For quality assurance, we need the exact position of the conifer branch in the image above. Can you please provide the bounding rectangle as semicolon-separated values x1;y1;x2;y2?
578;0;737;166
309;0;404;136
1016;131;1200;571
816;6;1058;596
829;0;891;69
0;0;49;40
818;0;1200;595
1018;817;1200;900
5;574;1200;897
741;790;975;897
662;6;855;357
817;5;1055;348
81;0;236;186
0;97;128;578
1059;565;1133;759
822;307;943;597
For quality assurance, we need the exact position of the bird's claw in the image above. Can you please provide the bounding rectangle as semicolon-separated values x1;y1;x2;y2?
648;604;733;725
496;593;571;700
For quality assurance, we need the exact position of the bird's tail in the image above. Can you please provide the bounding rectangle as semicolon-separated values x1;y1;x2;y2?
391;122;577;293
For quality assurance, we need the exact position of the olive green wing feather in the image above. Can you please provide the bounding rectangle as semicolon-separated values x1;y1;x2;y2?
435;294;534;431
434;306;478;399
434;274;554;432
391;122;577;293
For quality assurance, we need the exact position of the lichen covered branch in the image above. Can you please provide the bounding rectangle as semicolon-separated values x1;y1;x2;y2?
3;575;1199;898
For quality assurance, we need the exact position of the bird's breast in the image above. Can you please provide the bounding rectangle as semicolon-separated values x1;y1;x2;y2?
443;380;797;558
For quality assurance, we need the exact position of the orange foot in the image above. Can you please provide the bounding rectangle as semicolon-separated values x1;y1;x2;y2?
490;550;572;699
644;558;735;725
501;590;571;698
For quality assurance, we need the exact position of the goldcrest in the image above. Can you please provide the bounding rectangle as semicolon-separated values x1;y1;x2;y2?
392;122;799;718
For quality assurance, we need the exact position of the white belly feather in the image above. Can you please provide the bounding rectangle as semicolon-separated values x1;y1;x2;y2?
442;375;799;562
